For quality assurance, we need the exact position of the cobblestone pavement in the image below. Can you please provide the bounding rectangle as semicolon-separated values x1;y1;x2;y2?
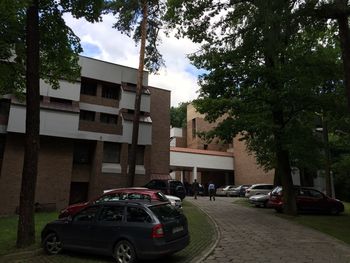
187;197;350;263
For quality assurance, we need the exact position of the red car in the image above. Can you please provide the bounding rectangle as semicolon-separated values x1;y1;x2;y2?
268;186;344;215
59;188;168;218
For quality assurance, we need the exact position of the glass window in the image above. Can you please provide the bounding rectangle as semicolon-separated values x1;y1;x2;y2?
308;189;323;199
100;113;118;125
103;142;121;163
99;206;124;222
95;193;122;203
192;118;196;138
80;110;95;121
81;78;97;96
73;206;99;222
149;204;180;223
102;84;119;99
50;97;72;106
126;207;152;223
73;141;93;164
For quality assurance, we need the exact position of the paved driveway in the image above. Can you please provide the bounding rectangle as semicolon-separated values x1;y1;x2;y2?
187;197;350;263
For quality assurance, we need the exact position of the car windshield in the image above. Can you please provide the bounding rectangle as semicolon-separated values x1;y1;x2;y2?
149;204;181;222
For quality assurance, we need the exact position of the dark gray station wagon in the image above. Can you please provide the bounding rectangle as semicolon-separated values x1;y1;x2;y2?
41;200;190;263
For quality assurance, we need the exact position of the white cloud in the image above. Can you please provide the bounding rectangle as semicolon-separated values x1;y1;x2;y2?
63;14;201;106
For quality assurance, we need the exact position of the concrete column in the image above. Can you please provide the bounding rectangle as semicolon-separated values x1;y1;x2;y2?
193;166;197;181
180;170;184;183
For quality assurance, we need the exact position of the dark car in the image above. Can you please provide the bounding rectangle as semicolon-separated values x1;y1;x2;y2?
42;200;190;263
268;186;345;215
145;180;186;200
58;188;169;219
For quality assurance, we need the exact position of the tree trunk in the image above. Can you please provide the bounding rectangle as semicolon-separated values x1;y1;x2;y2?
17;0;40;248
273;111;297;216
337;14;350;111
273;166;282;186
322;118;332;197
128;0;148;186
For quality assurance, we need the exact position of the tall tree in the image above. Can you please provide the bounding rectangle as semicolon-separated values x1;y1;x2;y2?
166;0;342;215
301;0;350;110
1;0;103;247
170;102;189;128
106;0;165;186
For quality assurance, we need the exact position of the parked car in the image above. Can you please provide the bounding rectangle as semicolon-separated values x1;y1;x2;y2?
227;185;251;197
59;188;170;219
268;186;345;215
42;200;190;263
249;193;271;207
216;185;236;196
245;184;275;197
144;180;186;200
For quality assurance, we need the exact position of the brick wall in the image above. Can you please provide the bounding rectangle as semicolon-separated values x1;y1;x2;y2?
0;134;74;215
233;136;274;185
149;87;170;179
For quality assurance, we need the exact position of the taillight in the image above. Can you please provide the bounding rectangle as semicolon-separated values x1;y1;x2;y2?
151;224;164;238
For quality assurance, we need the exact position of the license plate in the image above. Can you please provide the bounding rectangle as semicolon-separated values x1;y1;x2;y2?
172;226;184;234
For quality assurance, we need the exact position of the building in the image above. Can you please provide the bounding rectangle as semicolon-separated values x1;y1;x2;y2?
170;104;274;188
0;56;170;215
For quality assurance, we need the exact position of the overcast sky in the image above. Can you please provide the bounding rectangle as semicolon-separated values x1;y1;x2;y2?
63;14;201;107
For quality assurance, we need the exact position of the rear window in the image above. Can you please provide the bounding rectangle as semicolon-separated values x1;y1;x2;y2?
169;181;183;188
149;204;181;222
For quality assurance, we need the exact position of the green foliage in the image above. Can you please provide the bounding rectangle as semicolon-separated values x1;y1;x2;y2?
170;101;189;127
0;0;103;94
167;1;344;174
106;0;165;73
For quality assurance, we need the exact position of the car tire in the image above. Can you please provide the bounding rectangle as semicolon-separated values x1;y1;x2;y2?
330;207;340;216
114;240;136;263
43;232;62;255
275;208;283;213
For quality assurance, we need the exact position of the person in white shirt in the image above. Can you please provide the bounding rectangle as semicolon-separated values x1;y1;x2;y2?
208;181;215;201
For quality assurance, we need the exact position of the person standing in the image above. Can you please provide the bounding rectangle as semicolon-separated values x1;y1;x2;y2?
208;181;216;201
192;179;199;199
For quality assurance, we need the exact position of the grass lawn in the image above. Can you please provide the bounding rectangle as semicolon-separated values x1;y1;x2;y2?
0;200;215;263
280;202;350;245
234;197;350;245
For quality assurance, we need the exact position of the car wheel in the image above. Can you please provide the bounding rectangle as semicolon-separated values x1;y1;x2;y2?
43;232;62;255
330;207;340;215
275;208;283;213
114;240;136;263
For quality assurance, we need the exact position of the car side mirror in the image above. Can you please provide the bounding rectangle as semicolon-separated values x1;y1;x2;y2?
66;215;73;223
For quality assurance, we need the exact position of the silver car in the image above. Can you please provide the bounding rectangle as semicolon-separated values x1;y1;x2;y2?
249;193;270;207
245;184;274;197
216;185;236;196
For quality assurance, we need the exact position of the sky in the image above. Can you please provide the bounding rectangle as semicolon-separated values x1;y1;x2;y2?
63;14;202;107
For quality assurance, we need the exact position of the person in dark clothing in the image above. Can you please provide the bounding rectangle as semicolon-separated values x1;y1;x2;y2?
192;179;199;199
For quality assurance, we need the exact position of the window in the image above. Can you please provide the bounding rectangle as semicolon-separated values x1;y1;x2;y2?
149;204;180;223
100;113;118;125
73;206;99;222
0;99;10;115
99;206;124;222
50;97;72;106
103;142;121;163
73;141;93;164
102;84;119;99
81;78;97;96
192;118;196;138
126;207;151;223
95;193;122;203
80;110;95;121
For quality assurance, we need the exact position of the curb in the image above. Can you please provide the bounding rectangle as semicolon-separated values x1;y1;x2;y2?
189;201;221;263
